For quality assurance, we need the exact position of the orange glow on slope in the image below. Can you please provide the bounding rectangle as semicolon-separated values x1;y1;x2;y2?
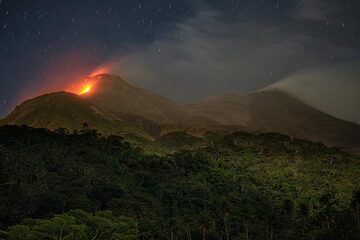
79;83;92;95
64;64;113;95
65;78;95;96
66;64;112;95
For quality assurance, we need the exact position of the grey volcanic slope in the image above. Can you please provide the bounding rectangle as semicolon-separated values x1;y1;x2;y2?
0;74;217;139
187;90;360;152
82;74;218;137
0;91;152;140
84;74;214;127
2;74;359;153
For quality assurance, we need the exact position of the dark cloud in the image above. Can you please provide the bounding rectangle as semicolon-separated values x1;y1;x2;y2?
104;2;358;104
0;0;195;115
0;0;359;122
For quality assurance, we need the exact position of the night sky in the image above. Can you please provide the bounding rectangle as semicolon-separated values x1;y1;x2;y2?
1;0;360;121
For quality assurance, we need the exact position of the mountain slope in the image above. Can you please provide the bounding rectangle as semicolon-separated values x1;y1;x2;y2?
2;74;359;153
0;74;217;139
0;91;152;139
187;90;360;152
186;94;251;126
84;74;214;127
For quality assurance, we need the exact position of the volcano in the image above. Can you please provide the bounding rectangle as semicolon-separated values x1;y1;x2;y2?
187;90;360;153
0;91;152;140
82;74;213;126
1;73;359;153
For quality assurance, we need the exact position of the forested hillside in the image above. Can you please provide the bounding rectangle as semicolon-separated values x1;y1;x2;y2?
0;125;359;239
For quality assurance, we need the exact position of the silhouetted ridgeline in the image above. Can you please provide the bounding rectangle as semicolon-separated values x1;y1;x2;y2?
0;125;359;240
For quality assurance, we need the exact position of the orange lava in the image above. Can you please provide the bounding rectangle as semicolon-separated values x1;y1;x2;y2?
65;78;94;96
65;65;111;95
79;83;92;95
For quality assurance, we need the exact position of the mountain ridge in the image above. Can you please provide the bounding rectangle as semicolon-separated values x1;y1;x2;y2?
1;73;359;153
84;74;217;127
0;91;153;140
187;89;360;153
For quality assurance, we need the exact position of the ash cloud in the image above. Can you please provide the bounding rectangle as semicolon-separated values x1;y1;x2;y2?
269;63;360;124
104;2;357;106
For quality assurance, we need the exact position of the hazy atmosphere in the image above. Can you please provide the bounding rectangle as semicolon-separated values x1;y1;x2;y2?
1;1;360;239
1;0;359;122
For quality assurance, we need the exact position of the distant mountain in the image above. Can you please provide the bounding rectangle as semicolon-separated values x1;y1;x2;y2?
1;74;359;153
0;91;152;140
187;90;360;153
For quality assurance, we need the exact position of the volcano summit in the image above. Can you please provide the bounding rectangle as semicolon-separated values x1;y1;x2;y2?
1;74;359;153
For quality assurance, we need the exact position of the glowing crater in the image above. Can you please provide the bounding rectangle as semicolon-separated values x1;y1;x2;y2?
79;83;92;95
65;79;94;96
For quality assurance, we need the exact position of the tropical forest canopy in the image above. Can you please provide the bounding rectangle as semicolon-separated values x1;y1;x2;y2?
0;125;359;240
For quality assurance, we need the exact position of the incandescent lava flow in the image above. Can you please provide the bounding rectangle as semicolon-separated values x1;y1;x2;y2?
66;76;96;96
66;66;112;95
79;83;92;95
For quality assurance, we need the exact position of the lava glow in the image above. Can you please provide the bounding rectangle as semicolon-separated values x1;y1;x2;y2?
65;66;111;95
65;79;94;96
79;83;92;95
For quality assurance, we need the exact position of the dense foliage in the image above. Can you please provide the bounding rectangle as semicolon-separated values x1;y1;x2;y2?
0;209;137;240
0;125;359;239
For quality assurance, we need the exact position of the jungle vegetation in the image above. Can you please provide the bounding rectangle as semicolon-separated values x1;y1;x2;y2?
0;125;359;240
